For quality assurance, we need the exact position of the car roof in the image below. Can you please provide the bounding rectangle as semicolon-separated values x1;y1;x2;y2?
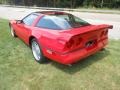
33;11;68;16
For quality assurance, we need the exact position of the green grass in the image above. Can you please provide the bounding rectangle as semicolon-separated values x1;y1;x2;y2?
0;18;120;90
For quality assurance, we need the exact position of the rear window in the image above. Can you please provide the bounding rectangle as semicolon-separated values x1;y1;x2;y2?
36;14;89;30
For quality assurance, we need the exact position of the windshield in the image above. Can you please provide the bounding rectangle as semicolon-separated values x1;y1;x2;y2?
36;13;90;30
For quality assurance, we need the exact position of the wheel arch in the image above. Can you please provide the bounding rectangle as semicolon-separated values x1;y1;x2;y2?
29;36;36;46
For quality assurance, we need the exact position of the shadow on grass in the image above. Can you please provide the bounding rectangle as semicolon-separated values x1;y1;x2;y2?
11;37;111;74
51;49;110;74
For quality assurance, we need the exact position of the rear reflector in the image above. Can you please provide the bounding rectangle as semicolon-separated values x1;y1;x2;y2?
66;39;74;48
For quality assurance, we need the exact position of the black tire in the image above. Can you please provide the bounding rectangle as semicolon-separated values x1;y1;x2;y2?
31;38;46;63
100;48;106;51
10;26;17;37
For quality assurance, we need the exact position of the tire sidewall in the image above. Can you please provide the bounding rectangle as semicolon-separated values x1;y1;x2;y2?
10;26;16;37
31;38;45;63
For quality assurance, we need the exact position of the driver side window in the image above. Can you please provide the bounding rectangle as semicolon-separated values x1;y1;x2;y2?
22;14;38;26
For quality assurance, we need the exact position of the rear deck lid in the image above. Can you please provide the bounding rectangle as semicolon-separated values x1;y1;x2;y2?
61;24;113;36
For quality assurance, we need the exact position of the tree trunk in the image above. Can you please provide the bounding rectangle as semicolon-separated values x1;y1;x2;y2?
101;0;104;8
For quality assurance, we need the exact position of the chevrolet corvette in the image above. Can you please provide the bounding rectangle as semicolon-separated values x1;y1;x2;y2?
9;11;113;65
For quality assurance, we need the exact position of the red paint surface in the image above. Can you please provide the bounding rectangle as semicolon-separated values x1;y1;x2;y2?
9;11;113;64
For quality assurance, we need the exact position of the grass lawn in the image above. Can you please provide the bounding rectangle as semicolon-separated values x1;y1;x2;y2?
0;18;120;90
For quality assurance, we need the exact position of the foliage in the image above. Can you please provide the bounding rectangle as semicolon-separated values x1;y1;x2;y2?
0;0;120;8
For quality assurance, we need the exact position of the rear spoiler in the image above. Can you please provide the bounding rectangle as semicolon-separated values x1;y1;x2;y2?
59;24;113;42
108;25;113;29
61;24;113;35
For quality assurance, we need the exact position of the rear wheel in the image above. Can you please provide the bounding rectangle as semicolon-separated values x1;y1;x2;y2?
31;38;46;63
100;48;106;51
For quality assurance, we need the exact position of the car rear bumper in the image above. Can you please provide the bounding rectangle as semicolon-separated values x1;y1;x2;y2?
43;38;108;65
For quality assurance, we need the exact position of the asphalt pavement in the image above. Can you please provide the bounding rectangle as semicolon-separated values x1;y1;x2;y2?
0;6;120;39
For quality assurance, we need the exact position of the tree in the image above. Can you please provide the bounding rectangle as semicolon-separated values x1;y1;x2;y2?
0;0;120;8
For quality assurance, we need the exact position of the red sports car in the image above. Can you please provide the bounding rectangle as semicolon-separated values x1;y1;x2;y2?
9;11;113;65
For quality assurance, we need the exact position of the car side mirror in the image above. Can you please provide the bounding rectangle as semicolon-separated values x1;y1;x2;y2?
16;20;23;24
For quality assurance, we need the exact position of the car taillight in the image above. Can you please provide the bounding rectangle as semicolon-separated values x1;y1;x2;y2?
100;31;104;37
100;29;108;37
65;37;82;49
104;30;108;35
100;30;108;37
66;39;74;48
76;38;82;46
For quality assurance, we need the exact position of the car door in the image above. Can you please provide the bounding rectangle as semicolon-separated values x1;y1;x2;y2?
15;14;38;43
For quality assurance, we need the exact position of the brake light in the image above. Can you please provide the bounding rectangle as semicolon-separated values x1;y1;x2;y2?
65;37;82;49
66;39;74;48
76;38;82;45
100;29;108;37
104;30;108;35
100;31;104;37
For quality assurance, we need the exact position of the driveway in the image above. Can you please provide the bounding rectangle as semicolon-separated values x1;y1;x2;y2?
0;6;120;39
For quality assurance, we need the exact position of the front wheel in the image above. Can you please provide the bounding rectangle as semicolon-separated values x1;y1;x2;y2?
10;26;17;37
31;38;46;63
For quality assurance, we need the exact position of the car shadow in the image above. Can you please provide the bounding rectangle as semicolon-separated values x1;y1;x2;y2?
51;49;110;74
14;37;110;74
